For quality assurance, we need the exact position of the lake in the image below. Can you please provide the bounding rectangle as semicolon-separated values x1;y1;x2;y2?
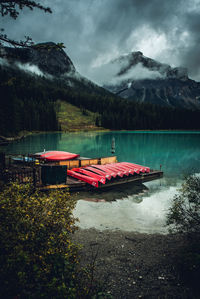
4;131;200;234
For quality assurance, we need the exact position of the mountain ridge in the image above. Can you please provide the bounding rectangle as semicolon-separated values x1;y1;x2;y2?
1;42;75;76
103;51;200;110
1;43;200;110
113;51;188;80
1;42;200;136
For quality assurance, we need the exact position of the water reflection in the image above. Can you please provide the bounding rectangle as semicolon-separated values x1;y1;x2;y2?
3;131;200;233
73;182;179;234
74;182;148;202
4;133;62;155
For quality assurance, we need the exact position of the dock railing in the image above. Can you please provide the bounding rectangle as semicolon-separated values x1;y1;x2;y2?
1;167;40;187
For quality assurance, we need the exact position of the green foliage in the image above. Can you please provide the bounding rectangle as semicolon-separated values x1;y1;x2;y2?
0;182;83;298
167;175;200;235
167;176;200;296
57;100;100;131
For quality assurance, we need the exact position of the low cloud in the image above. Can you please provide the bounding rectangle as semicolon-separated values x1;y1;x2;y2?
0;57;10;67
16;62;45;76
112;63;164;85
89;61;164;86
1;0;200;82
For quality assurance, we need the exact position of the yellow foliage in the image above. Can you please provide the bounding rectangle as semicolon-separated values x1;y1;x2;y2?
0;182;83;298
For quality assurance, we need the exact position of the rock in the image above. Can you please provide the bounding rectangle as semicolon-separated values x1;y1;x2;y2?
103;52;200;110
2;42;75;76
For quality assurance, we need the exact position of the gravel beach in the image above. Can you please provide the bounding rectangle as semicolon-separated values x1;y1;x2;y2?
73;228;195;299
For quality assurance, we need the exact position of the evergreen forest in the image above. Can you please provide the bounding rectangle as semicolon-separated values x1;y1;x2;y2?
1;64;200;136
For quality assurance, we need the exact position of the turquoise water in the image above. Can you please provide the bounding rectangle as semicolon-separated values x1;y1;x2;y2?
5;131;200;178
4;131;200;233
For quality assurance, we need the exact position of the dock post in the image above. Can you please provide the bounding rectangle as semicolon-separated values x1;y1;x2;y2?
8;156;11;167
0;152;5;169
111;137;115;154
33;168;36;188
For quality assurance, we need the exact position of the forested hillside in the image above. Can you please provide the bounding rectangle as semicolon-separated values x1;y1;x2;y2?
0;65;59;136
1;63;200;137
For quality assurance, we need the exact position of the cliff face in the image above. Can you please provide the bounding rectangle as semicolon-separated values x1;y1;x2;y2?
104;52;200;110
114;51;188;80
1;42;76;76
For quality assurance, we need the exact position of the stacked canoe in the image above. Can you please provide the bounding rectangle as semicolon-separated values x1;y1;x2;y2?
67;162;150;188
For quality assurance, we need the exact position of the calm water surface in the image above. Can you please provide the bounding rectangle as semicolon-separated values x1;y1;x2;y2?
4;131;200;233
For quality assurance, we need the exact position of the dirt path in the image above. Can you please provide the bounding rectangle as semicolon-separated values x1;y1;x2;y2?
73;229;194;299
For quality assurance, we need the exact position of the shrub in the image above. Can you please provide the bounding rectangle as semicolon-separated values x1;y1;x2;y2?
167;175;200;295
167;174;200;235
0;182;81;298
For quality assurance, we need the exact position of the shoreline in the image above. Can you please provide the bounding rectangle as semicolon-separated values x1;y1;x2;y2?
2;128;200;139
73;228;195;298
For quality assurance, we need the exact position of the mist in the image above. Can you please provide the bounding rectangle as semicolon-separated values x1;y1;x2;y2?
0;0;200;82
90;62;165;86
16;62;45;77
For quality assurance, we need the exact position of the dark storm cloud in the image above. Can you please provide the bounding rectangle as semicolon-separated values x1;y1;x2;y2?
1;0;200;81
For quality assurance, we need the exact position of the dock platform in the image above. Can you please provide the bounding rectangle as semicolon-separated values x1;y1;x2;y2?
39;170;163;191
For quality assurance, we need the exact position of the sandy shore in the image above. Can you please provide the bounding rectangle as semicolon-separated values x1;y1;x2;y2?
73;228;195;299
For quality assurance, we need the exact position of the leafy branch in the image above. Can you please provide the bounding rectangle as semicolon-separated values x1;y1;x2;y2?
0;0;52;19
0;0;52;47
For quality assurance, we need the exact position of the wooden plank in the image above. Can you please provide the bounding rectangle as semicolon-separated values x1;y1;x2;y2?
101;156;117;165
68;160;80;168
97;171;163;188
81;159;99;167
58;160;80;169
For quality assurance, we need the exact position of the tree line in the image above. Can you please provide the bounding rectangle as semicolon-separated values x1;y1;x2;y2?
0;65;59;136
1;64;200;136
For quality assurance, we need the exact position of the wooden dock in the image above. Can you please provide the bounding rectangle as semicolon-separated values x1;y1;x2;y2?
2;153;163;192
39;170;163;191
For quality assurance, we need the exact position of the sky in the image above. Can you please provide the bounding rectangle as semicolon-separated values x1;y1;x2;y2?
1;0;200;83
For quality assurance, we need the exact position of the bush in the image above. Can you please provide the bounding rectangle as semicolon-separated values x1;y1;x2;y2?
167;174;200;235
0;182;81;298
167;175;200;296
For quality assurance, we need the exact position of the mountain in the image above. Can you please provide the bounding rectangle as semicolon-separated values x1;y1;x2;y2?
0;42;117;136
103;51;200;110
1;42;75;76
0;42;111;95
1;42;200;136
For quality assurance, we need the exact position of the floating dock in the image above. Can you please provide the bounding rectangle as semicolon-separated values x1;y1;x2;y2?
39;170;163;191
3;153;164;192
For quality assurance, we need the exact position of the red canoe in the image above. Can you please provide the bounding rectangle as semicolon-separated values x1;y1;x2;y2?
67;170;99;187
113;163;134;175
106;163;130;176
39;151;80;161
85;166;112;180
121;162;150;173
72;168;106;184
67;162;151;188
85;165;112;180
91;165;117;178
102;164;124;177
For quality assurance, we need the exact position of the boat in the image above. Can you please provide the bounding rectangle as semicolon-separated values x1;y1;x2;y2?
65;162;153;188
35;151;80;161
12;156;36;164
10;150;163;191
